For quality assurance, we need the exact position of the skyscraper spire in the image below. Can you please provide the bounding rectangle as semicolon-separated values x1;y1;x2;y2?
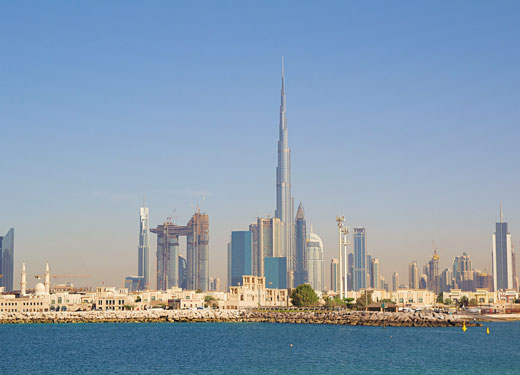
500;202;503;223
276;57;294;287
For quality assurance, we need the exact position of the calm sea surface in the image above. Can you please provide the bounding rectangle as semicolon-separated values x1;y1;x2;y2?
0;321;518;374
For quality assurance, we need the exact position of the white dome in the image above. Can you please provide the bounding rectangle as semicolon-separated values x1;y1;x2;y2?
34;283;46;295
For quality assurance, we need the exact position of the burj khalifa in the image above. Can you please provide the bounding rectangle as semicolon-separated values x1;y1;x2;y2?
275;58;295;286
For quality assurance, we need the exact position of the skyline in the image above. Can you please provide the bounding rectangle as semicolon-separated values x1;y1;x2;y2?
1;1;520;288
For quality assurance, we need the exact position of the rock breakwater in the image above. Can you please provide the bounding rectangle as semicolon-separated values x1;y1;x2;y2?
0;309;478;327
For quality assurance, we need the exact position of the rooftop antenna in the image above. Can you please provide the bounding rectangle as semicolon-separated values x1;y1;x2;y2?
500;202;503;223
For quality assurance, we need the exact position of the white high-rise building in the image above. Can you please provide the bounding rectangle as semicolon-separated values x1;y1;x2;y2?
138;207;150;290
306;232;324;292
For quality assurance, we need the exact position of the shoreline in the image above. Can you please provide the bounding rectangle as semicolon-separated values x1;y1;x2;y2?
0;309;489;327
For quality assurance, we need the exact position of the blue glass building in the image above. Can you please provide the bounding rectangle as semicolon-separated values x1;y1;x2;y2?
493;209;513;291
294;203;307;286
1;229;14;291
230;231;252;286
353;227;366;291
264;257;287;289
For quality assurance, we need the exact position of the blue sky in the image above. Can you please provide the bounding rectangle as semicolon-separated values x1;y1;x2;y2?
1;1;519;288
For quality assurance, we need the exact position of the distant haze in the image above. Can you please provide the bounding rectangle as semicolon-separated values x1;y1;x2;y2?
1;2;519;289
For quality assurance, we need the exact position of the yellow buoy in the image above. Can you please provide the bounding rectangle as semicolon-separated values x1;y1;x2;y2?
486;327;490;334
462;322;467;332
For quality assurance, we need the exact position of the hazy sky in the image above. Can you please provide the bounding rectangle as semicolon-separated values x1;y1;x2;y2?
1;1;519;289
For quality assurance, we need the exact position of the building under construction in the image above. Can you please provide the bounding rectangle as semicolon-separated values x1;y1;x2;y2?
151;212;209;291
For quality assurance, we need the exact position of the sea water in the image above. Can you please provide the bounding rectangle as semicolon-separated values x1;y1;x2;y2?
0;321;518;374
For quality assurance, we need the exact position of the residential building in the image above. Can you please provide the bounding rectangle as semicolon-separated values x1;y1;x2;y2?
306;232;324;292
255;217;282;277
392;272;399;292
353;227;367;291
330;259;340;293
409;261;419;289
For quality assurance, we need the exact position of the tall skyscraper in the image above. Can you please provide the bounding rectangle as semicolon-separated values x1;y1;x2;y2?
371;258;380;290
151;211;209;291
306;232;324;292
367;254;373;288
347;253;354;291
229;231;252;287
138;207;150;290
330;258;340;293
178;255;187;290
295;203;307;286
493;206;513;291
275;58;295;286
0;228;14;291
249;223;259;276
353;227;367;291
265;257;287;289
255;217;282;277
392;272;399;292
409;261;419;289
453;252;473;291
428;251;440;294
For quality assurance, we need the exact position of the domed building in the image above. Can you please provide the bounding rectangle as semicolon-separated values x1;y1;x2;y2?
34;283;46;296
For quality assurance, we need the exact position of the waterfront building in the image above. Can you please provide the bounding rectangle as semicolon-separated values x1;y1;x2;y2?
0;228;14;291
229;231;252;287
151;211;209;291
226;275;288;309
306;232;324;292
392;272;399;292
330;259;340;292
255;217;282;277
493;206;513;291
353;227;367;291
264;257;287;289
138;207;150;290
409;261;419;289
275;58;295;287
294;203;307;286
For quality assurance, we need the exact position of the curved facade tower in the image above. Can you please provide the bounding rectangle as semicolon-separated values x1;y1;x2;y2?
275;58;294;286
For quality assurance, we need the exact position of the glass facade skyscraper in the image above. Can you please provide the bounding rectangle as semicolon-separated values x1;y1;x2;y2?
138;207;150;290
1;228;14;291
294;203;307;286
265;257;287;289
493;208;513;291
353;227;366;291
230;231;252;287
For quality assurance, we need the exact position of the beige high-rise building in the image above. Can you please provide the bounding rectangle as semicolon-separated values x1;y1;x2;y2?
255;217;282;277
330;258;340;293
392;272;399;292
409;261;419;289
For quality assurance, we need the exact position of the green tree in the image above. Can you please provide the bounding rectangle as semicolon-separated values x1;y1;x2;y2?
324;295;345;307
436;293;444;304
459;296;469;308
355;290;373;310
290;284;319;307
444;298;452;305
204;295;218;309
469;298;477;306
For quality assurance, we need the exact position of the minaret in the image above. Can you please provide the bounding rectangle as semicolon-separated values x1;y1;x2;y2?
44;263;50;294
275;57;295;286
20;262;27;295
